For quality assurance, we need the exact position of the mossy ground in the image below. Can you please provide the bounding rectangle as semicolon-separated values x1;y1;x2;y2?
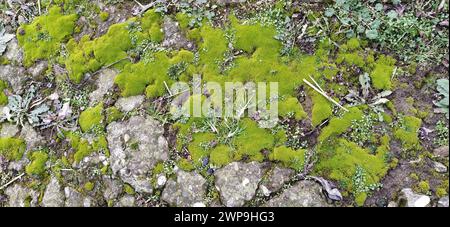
0;0;448;207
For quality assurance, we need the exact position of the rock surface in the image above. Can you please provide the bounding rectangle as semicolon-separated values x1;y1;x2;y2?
438;196;449;207
398;188;430;207
102;176;123;201
264;180;331;207
215;162;263;207
116;195;135;207
433;161;448;173
433;146;449;157
64;187;84;207
260;166;294;194
107;116;168;193
161;170;207;207
89;68;119;105
5;184;38;207
115;95;145;112
0;123;19;137
42;177;64;207
20;124;43;150
0;64;26;92
162;17;195;51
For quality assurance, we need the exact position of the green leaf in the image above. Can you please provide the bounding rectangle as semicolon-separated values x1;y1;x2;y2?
365;29;378;39
325;8;335;17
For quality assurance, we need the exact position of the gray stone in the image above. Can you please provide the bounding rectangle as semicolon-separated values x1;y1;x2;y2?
107;116;168;193
0;64;26;93
438;196;449;207
264;181;331;207
27;61;48;77
89;68;118;105
5;184;38;207
42;177;64;207
433;146;449;157
64;187;84;207
116;195;135;207
433;161;448;173
4;38;23;64
162;17;195;51
215;0;247;5
161;170;207;207
102;176;123;201
157;174;167;188
261;166;294;194
215;162;264;207
0;123;19;137
115;95;145;112
398;188;430;207
20;124;43;151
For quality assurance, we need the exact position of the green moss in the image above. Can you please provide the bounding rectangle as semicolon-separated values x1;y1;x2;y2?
17;6;78;66
0;57;10;65
336;52;365;68
311;93;333;127
79;103;104;132
124;184;135;195
394;116;422;151
84;182;95;191
279;97;307;120
346;38;361;51
0;137;26;161
210;145;233;167
234;118;275;162
64;10;163;83
418;181;430;194
176;13;191;30
232;16;280;56
25;151;49;176
371;55;396;90
437;188;448;198
318;107;363;143
315;139;389;205
355;192;368;207
269;146;305;171
153;162;164;175
177;158;196;171
187;132;215;165
410;173;419;181
115;50;194;98
99;11;109;22
0;80;9;106
106;107;123;123
66;132;106;163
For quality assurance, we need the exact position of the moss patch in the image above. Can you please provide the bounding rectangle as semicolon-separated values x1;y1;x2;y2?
269;146;305;171
25;151;49;176
0;137;26;161
79;103;104;132
17;6;78;66
394;116;422;151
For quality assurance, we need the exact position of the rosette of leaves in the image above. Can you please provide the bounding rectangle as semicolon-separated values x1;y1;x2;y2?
434;79;449;119
0;85;50;127
0;23;15;55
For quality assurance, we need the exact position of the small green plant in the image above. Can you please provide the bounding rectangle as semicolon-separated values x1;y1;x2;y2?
167;62;188;80
434;79;449;119
0;85;50;127
434;120;449;147
349;114;376;146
